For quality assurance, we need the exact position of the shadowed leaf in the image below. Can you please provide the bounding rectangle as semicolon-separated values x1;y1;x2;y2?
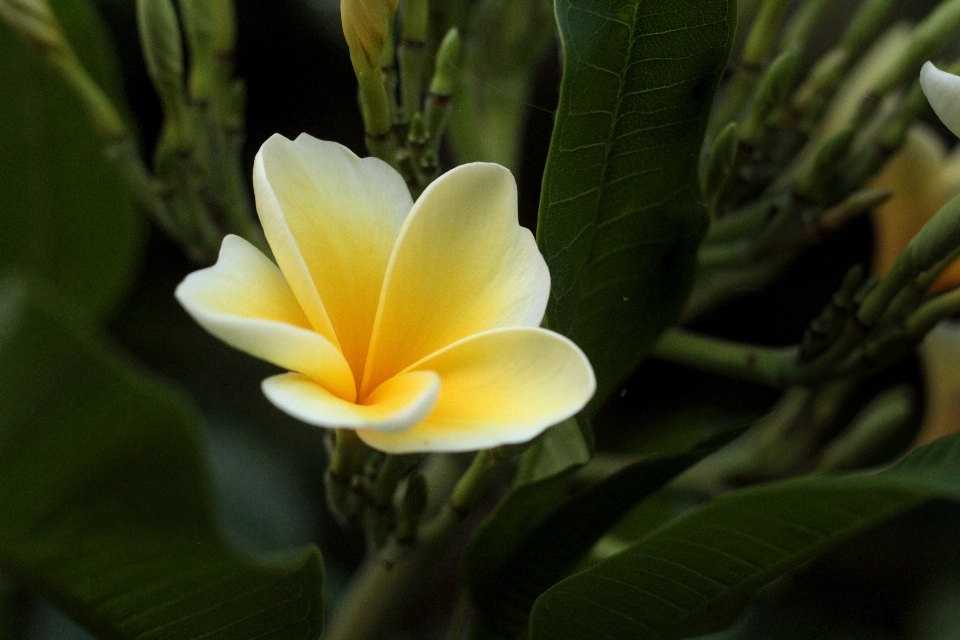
537;0;736;406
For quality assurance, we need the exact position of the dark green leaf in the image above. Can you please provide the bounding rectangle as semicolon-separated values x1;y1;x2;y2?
537;0;736;405
0;0;141;322
0;276;324;640
528;433;960;640
467;425;748;639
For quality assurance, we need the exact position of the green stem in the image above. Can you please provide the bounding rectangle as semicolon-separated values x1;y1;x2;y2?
709;0;791;135
906;288;960;339
653;328;797;387
326;449;504;640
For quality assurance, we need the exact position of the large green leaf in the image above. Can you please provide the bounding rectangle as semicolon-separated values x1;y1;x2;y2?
0;277;324;640
537;0;735;404
527;433;960;640
466;424;748;639
0;0;141;322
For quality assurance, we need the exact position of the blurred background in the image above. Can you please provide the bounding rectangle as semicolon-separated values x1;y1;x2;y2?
7;0;960;638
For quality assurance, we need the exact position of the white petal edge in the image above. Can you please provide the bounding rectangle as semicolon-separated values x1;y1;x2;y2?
357;327;596;454
921;61;960;140
262;369;440;434
175;235;356;402
253;135;338;346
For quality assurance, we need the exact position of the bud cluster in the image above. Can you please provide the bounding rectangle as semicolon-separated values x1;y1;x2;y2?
341;0;461;194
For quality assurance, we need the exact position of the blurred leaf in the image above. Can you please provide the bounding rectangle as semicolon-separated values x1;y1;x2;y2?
0;0;141;323
467;424;748;639
515;418;592;486
537;0;735;406
207;423;320;556
0;575;24;640
0;276;324;640
528;432;960;640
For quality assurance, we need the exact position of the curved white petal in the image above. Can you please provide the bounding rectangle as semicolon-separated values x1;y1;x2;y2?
262;370;439;433
921;61;960;140
175;235;356;401
361;163;550;394
254;133;413;381
357;327;595;454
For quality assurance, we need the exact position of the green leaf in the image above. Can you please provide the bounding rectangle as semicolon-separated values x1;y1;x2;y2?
0;276;324;640
528;432;960;640
0;0;141;322
515;418;592;486
537;0;736;405
467;424;748;639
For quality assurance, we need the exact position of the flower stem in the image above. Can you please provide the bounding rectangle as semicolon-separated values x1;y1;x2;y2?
325;449;504;640
653;328;797;388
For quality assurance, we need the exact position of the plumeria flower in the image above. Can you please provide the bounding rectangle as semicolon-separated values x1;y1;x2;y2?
176;134;596;453
865;61;960;290
871;122;960;290
798;32;960;289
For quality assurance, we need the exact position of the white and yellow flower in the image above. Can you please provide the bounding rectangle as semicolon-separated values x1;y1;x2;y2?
175;134;595;453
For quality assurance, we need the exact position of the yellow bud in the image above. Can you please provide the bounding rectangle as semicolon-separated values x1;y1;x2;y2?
341;0;399;73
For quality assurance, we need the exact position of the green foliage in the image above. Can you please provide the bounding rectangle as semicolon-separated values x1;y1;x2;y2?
0;277;325;640
514;418;592;485
527;432;960;640
0;0;141;323
537;0;736;406
466;424;748;639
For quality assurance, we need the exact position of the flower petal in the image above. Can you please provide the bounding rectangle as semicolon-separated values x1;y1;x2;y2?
362;163;550;394
357;327;595;453
921;61;960;139
871;123;960;290
262;370;439;433
175;235;356;402
254;133;413;381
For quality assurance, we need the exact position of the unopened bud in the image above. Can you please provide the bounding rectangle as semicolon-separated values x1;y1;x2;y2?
741;49;799;144
701;122;738;202
429;27;460;98
177;0;215;100
800;126;855;196
425;27;460;147
138;0;192;148
137;0;184;96
341;0;399;74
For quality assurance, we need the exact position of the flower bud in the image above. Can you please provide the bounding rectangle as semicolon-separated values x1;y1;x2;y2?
137;0;184;97
341;0;399;75
137;0;191;147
